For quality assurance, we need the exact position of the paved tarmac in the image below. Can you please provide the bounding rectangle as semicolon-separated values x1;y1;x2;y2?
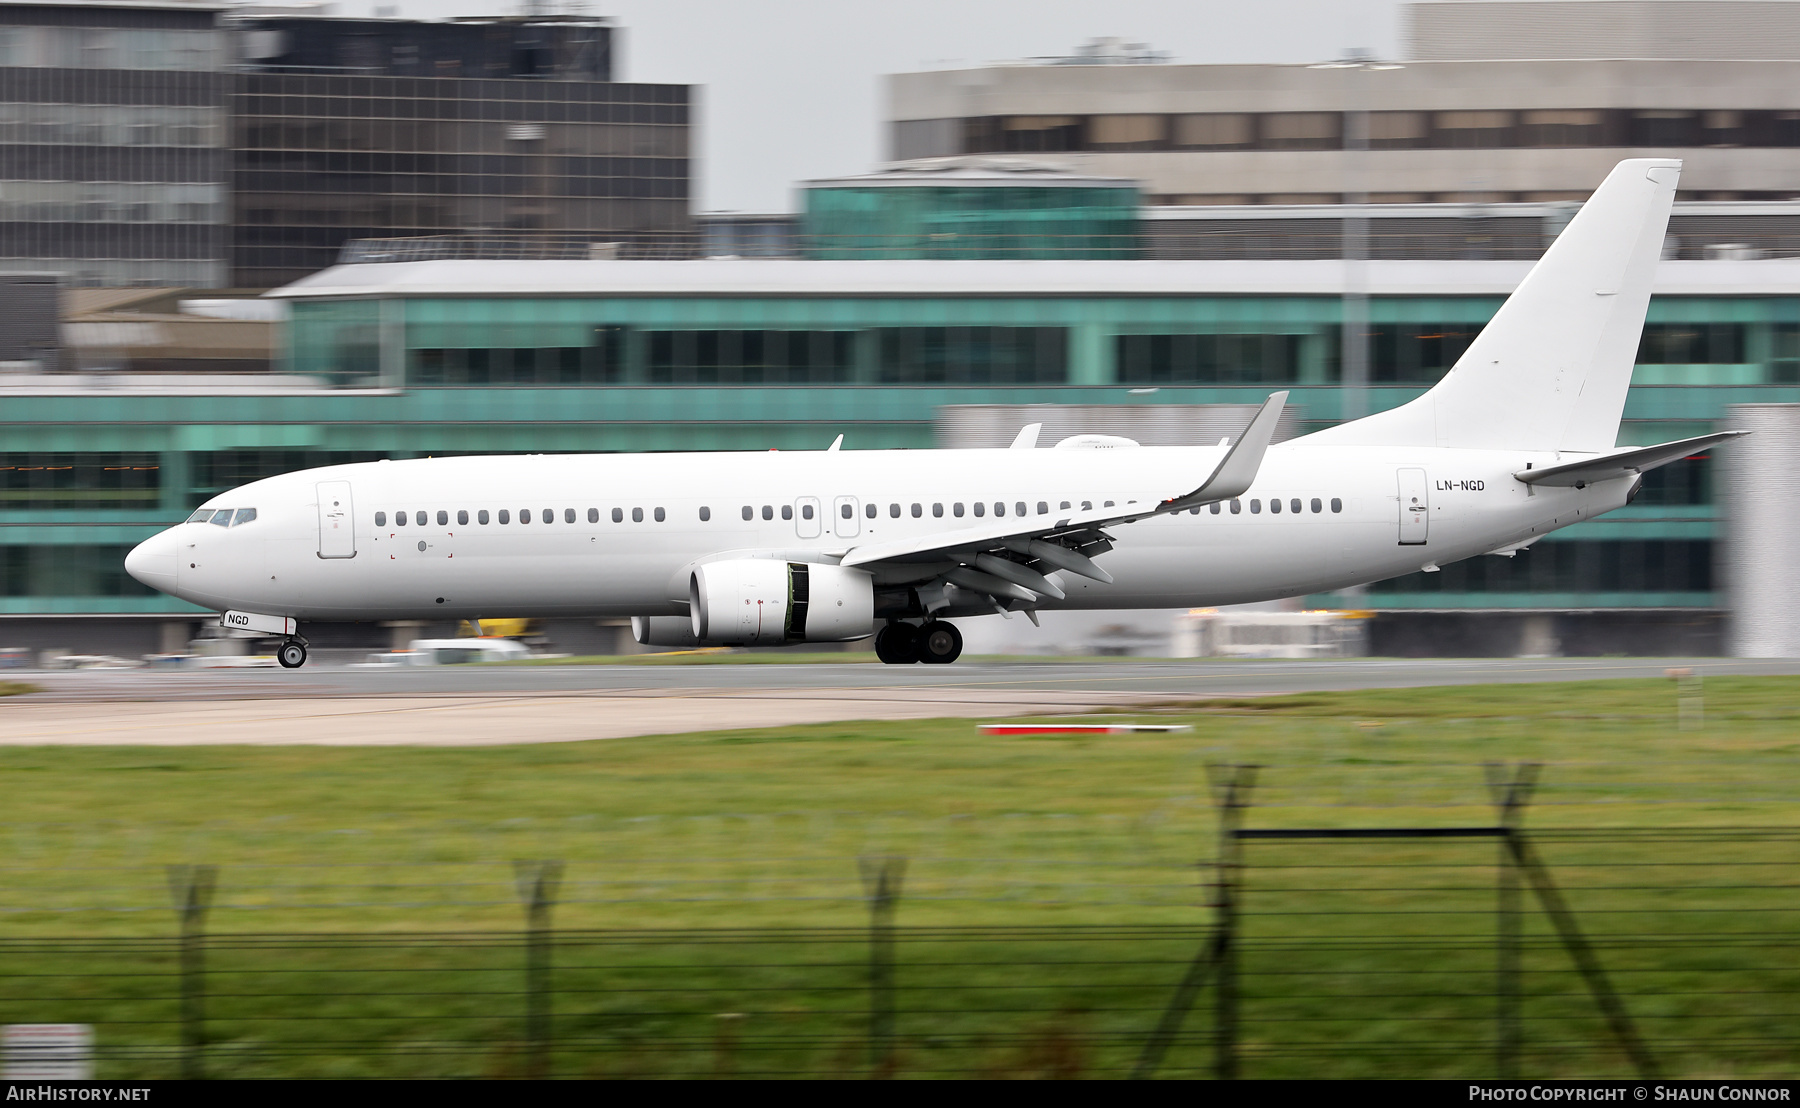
3;657;1796;746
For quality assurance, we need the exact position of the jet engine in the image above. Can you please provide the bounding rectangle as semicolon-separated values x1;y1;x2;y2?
689;560;874;645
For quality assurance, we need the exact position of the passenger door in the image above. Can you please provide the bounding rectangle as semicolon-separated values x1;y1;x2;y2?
795;497;822;539
317;480;357;558
833;496;860;537
1396;468;1429;545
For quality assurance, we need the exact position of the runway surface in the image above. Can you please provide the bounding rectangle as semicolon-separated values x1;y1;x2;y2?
3;657;1796;746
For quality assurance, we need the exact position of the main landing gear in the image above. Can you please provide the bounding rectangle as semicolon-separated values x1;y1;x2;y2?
875;621;963;665
276;638;309;669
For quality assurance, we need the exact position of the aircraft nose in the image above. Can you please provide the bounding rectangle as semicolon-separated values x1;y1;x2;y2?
125;529;179;593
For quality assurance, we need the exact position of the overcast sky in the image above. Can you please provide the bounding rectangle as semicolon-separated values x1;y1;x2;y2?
343;0;1408;211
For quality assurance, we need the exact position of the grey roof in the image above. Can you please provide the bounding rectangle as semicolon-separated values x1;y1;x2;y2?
268;257;1800;300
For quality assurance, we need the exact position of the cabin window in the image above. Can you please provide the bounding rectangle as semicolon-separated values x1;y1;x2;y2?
762;505;773;520
375;512;387;527
1104;501;1115;508
1037;501;1048;515
1016;502;1027;517
841;503;853;519
911;503;922;518
438;510;449;526
1310;498;1322;514
700;506;711;521
995;502;1006;517
565;508;576;523
932;503;944;518
655;507;667;522
1190;507;1201;515
1250;499;1262;514
1230;499;1241;514
1270;499;1282;514
395;511;407;527
782;505;794;520
478;510;490;524
889;503;900;518
632;507;644;522
613;508;624;523
865;503;877;519
1081;501;1092;510
1290;498;1302;514
588;508;600;523
519;509;531;524
411;511;423;526
1331;498;1343;513
498;510;510;524
1210;502;1221;515
801;503;814;520
973;502;985;517
742;505;753;521
187;509;214;524
953;503;965;517
542;509;554;524
457;510;469;526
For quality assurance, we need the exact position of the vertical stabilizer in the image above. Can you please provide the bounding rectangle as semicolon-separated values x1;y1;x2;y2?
1310;159;1680;452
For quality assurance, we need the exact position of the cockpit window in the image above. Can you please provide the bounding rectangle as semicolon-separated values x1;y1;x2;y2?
188;509;214;524
209;510;232;527
232;508;257;527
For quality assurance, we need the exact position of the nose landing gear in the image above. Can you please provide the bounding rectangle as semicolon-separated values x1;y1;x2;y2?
875;621;963;665
276;638;309;669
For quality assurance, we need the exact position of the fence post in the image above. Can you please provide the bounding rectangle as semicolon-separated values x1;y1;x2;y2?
858;854;906;1077
1485;762;1538;1080
1208;764;1256;1082
165;864;216;1081
513;860;563;1081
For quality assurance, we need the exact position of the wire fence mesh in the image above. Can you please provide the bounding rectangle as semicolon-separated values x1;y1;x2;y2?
1;823;1794;1078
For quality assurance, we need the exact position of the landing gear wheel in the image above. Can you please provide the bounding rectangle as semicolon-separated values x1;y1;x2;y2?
918;621;963;665
874;622;920;665
277;640;308;669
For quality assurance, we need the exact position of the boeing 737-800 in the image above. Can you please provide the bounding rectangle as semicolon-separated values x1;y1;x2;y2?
124;159;1741;668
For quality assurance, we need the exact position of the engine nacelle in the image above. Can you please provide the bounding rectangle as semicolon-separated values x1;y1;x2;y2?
689;560;874;645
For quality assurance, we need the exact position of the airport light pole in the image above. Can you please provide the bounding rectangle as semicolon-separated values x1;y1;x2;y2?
1309;52;1403;424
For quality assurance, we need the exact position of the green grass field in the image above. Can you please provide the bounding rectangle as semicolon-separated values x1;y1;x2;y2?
1;676;1796;1078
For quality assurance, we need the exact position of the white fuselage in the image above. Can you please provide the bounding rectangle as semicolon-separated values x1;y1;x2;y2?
127;441;1630;623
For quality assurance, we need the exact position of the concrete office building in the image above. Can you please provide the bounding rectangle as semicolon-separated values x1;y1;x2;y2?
886;1;1800;206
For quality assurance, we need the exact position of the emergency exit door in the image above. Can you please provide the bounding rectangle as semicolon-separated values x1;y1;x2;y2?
795;497;822;539
317;480;357;558
1397;468;1429;545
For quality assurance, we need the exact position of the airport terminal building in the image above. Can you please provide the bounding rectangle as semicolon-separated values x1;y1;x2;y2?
5;247;1793;655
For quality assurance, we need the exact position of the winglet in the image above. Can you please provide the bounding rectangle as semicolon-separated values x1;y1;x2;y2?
1009;423;1043;450
1162;391;1287;511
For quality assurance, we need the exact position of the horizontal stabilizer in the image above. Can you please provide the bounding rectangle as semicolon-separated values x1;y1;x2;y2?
1515;430;1747;487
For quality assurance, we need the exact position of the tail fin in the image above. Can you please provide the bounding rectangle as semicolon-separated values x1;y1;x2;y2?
1312;158;1679;452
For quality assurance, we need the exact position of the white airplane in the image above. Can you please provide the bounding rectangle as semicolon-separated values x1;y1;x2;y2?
126;159;1740;668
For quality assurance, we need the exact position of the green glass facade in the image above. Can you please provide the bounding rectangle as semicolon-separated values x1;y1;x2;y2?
7;288;1792;616
801;185;1141;259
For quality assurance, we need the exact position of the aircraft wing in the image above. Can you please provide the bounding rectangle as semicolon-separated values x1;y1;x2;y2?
836;392;1287;607
1513;430;1746;488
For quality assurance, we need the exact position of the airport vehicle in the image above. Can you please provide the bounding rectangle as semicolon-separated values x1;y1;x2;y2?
124;160;1738;668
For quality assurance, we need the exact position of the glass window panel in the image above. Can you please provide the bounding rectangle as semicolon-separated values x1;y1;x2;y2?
1262;112;1339;149
1173;113;1253;148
